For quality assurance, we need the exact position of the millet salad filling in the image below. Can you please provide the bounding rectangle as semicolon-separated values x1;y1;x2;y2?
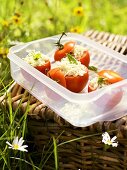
73;45;86;59
52;56;87;77
89;76;110;89
23;50;49;67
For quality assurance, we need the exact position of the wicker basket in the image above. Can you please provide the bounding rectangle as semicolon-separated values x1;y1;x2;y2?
1;30;127;170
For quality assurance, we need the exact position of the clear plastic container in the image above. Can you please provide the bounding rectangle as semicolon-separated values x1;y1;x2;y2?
8;33;127;127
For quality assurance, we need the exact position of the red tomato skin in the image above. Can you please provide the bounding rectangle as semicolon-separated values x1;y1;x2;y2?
88;70;124;93
105;90;123;109
88;70;124;111
95;89;123;112
88;84;97;92
35;60;51;75
54;41;75;61
98;70;124;84
65;71;89;93
47;68;66;87
79;50;90;67
21;60;51;82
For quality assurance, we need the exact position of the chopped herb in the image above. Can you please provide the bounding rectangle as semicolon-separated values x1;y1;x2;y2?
67;53;78;64
33;53;41;60
88;66;98;73
98;77;107;87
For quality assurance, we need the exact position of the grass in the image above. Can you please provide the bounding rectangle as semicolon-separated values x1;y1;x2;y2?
0;0;126;169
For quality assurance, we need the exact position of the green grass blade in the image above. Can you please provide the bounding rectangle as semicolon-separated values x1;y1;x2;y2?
53;136;58;170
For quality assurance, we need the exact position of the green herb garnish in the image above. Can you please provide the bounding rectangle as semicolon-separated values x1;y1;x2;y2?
98;77;107;88
33;53;41;60
88;65;98;73
67;53;78;64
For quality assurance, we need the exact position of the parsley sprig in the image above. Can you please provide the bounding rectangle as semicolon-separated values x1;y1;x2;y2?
33;53;41;60
97;77;108;88
88;65;98;73
67;53;78;65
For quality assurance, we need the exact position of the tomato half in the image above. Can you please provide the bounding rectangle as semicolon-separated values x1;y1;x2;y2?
88;70;124;111
79;50;90;67
94;88;123;112
47;68;66;87
88;70;124;92
35;60;51;75
65;72;89;93
98;70;124;84
88;84;97;92
54;41;75;61
47;67;89;93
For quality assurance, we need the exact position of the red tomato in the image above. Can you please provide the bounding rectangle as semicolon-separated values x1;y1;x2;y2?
47;68;66;87
21;60;51;82
55;42;90;67
54;41;75;61
94;88;123;112
98;70;124;84
88;70;124;92
54;33;90;66
35;60;51;75
88;70;124;111
105;89;123;109
79;50;90;67
47;68;89;93
88;83;97;92
65;72;89;93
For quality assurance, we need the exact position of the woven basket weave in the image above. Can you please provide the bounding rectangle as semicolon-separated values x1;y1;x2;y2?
1;30;127;170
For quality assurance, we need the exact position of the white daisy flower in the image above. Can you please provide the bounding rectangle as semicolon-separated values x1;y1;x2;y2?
6;136;28;152
102;132;118;147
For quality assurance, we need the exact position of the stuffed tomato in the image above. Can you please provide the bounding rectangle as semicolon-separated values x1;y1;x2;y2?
48;54;89;93
88;70;124;92
23;50;51;75
88;69;124;111
54;32;90;67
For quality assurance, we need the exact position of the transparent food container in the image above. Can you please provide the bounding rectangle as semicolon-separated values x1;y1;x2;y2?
8;33;127;127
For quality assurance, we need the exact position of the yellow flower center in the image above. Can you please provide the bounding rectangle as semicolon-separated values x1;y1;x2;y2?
2;20;9;27
13;144;19;150
70;27;81;33
107;140;112;145
12;15;22;25
73;6;84;16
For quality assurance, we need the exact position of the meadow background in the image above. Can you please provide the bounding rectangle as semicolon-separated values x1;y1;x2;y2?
0;0;127;88
0;0;127;169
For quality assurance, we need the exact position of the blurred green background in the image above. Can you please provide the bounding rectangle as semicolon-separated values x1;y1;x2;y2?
0;0;127;88
0;0;127;43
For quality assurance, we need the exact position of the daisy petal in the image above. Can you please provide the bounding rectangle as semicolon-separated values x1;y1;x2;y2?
8;146;13;149
13;136;18;145
18;137;24;147
6;136;28;152
6;141;12;147
19;147;28;152
111;136;117;142
102;132;110;140
102;132;118;148
21;145;28;149
112;142;118;147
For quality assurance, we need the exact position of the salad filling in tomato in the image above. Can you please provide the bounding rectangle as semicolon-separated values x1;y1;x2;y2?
54;33;90;67
23;50;51;75
88;69;124;92
48;54;89;93
88;69;124;111
73;45;90;67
